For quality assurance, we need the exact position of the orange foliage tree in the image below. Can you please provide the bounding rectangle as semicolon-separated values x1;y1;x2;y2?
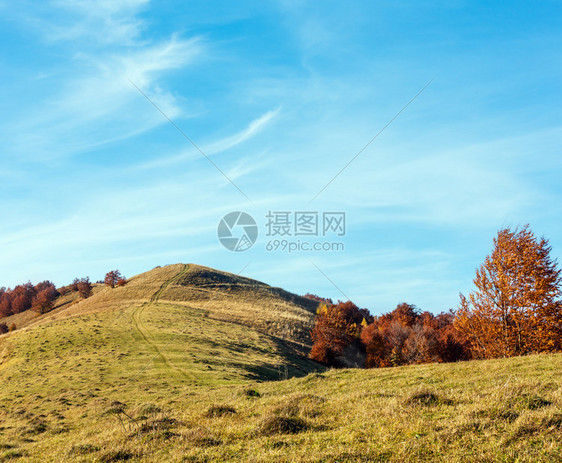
361;304;469;367
104;270;124;288
455;225;562;358
76;277;93;298
309;301;371;366
32;289;55;314
1;282;60;317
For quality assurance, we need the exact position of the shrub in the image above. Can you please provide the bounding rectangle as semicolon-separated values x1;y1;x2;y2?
58;285;72;296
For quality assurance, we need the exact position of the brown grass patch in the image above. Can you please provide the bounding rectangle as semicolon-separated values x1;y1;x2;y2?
182;427;221;447
67;443;100;456
205;405;237;418
258;414;310;435
406;390;447;406
98;448;136;462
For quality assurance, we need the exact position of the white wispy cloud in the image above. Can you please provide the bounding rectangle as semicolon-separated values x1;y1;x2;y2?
204;108;281;154
134;108;281;170
5;3;204;160
47;0;150;45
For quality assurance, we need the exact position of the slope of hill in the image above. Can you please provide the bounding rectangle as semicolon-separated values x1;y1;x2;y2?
8;264;318;349
1;344;561;462
1;264;560;462
0;263;322;384
157;264;319;348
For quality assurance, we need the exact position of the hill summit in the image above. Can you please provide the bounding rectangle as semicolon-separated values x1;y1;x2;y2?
1;263;322;385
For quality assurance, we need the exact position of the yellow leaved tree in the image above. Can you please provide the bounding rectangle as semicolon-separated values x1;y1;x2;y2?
455;225;562;359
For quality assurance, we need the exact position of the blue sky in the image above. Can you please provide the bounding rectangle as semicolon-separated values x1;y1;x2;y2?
1;0;561;314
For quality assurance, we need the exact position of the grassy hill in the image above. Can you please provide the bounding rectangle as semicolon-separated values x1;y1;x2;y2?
0;264;561;462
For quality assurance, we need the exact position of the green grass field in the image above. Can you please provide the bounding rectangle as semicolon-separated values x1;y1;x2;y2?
0;264;561;462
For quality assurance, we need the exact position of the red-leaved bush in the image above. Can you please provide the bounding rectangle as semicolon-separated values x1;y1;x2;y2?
310;301;470;368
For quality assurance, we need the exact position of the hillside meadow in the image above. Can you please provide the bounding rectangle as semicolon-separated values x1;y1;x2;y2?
0;264;560;462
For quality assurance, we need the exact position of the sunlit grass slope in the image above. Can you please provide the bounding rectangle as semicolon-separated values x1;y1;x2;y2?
0;264;560;462
1;345;560;462
10;263;318;350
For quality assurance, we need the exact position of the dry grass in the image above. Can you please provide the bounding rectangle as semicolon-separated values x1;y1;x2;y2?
2;264;319;351
205;405;237;418
0;263;561;461
257;415;310;435
160;264;318;347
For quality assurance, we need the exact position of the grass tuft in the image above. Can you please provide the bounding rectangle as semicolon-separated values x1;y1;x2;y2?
258;414;310;435
205;404;237;418
182;427;221;447
242;388;261;398
106;401;127;414
135;417;178;440
137;403;162;416
0;450;25;461
67;443;100;455
25;419;48;435
406;390;443;406
98;448;135;462
520;394;552;410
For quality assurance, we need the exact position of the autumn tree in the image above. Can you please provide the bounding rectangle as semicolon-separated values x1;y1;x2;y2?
104;270;123;288
32;290;55;314
309;301;371;366
11;283;35;314
34;281;58;296
31;282;59;314
70;278;80;292
0;290;11;318
455;225;562;359
0;281;60;317
361;304;470;368
361;324;391;368
366;303;420;366
76;277;93;298
433;312;471;362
